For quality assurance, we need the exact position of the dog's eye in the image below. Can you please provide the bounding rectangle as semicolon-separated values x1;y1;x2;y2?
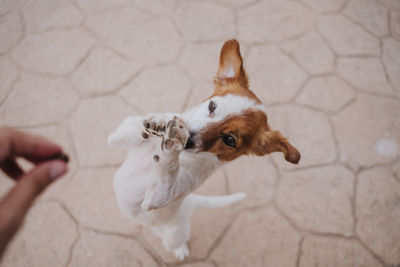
222;135;236;147
208;100;216;113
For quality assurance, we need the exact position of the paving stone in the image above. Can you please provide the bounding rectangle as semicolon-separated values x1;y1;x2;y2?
70;229;158;267
237;0;315;43
246;45;308;105
301;0;346;13
300;236;383;267
0;202;77;267
344;0;388;37
0;55;18;103
132;0;177;15
70;96;135;166
22;0;83;33
62;167;141;235
85;7;182;64
379;0;400;9
214;0;258;7
20;125;78;201
318;15;380;56
356;167;400;265
74;0;132;14
175;2;234;42
337;57;395;95
268;105;336;168
71;46;141;96
119;65;192;114
179;43;220;83
332;94;400;169
184;82;215;111
0;11;23;54
296;75;355;113
277;165;354;235
210;208;301;267
181;263;214;267
382;38;400;92
190;168;236;259
0;72;79;127
391;11;400;42
281;30;335;75
224;155;277;210
12;28;94;75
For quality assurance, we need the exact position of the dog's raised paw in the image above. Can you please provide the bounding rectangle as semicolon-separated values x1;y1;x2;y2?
143;115;168;138
162;117;189;151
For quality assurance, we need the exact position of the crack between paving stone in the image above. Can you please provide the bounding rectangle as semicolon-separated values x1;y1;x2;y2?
83;227;165;267
204;212;239;260
0;64;20;107
78;65;146;100
279;45;312;78
326;115;340;162
379;37;398;94
81;25;143;63
352;171;360;236
315;26;339;58
295;236;304;267
355;235;392;267
334;67;398;99
341;12;387;40
58;201;81;267
2;9;26;56
66;45;95;78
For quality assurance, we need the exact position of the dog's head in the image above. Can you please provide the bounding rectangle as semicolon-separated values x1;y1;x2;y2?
183;39;300;164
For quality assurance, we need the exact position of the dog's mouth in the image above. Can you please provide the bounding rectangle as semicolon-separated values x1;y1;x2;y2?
184;131;198;150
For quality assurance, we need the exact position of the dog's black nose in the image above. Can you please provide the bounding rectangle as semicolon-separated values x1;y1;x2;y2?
185;132;197;149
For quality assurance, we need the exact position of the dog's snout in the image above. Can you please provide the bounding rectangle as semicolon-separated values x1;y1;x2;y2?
184;132;197;149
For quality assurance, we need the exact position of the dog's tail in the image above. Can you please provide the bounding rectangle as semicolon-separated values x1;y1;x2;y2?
189;192;246;209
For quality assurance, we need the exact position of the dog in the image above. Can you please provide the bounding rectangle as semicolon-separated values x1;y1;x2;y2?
108;39;300;260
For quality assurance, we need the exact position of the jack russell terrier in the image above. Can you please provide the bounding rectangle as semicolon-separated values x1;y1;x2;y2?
108;39;300;260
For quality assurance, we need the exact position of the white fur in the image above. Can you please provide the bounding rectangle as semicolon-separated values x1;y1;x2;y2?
108;94;262;260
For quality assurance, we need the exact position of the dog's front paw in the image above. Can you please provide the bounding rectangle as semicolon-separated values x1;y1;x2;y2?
142;114;168;138
162;117;189;151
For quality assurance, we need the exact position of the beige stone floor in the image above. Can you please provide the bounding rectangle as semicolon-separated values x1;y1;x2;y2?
0;0;400;266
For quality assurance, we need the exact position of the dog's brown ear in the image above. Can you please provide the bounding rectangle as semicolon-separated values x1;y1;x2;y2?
216;39;248;88
253;130;301;164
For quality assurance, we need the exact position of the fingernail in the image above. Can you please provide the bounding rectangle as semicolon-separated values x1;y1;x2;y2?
50;161;67;180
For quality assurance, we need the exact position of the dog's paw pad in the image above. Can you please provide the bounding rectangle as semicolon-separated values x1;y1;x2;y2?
143;117;167;137
142;131;149;139
153;154;160;162
162;118;189;151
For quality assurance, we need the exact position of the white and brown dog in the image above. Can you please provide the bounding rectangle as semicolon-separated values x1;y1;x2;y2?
108;39;300;260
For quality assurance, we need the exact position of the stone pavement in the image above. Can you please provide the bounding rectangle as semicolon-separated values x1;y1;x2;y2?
0;0;400;266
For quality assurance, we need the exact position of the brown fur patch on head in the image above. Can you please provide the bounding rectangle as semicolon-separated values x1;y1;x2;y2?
200;39;301;164
253;130;301;164
199;109;269;161
199;108;301;163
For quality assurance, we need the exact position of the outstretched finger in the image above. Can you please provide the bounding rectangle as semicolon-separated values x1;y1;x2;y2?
0;128;62;163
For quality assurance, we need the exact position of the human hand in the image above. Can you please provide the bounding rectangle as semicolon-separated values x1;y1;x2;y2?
0;128;68;258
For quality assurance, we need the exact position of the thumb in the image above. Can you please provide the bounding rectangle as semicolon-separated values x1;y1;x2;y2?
0;161;67;224
0;161;67;257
